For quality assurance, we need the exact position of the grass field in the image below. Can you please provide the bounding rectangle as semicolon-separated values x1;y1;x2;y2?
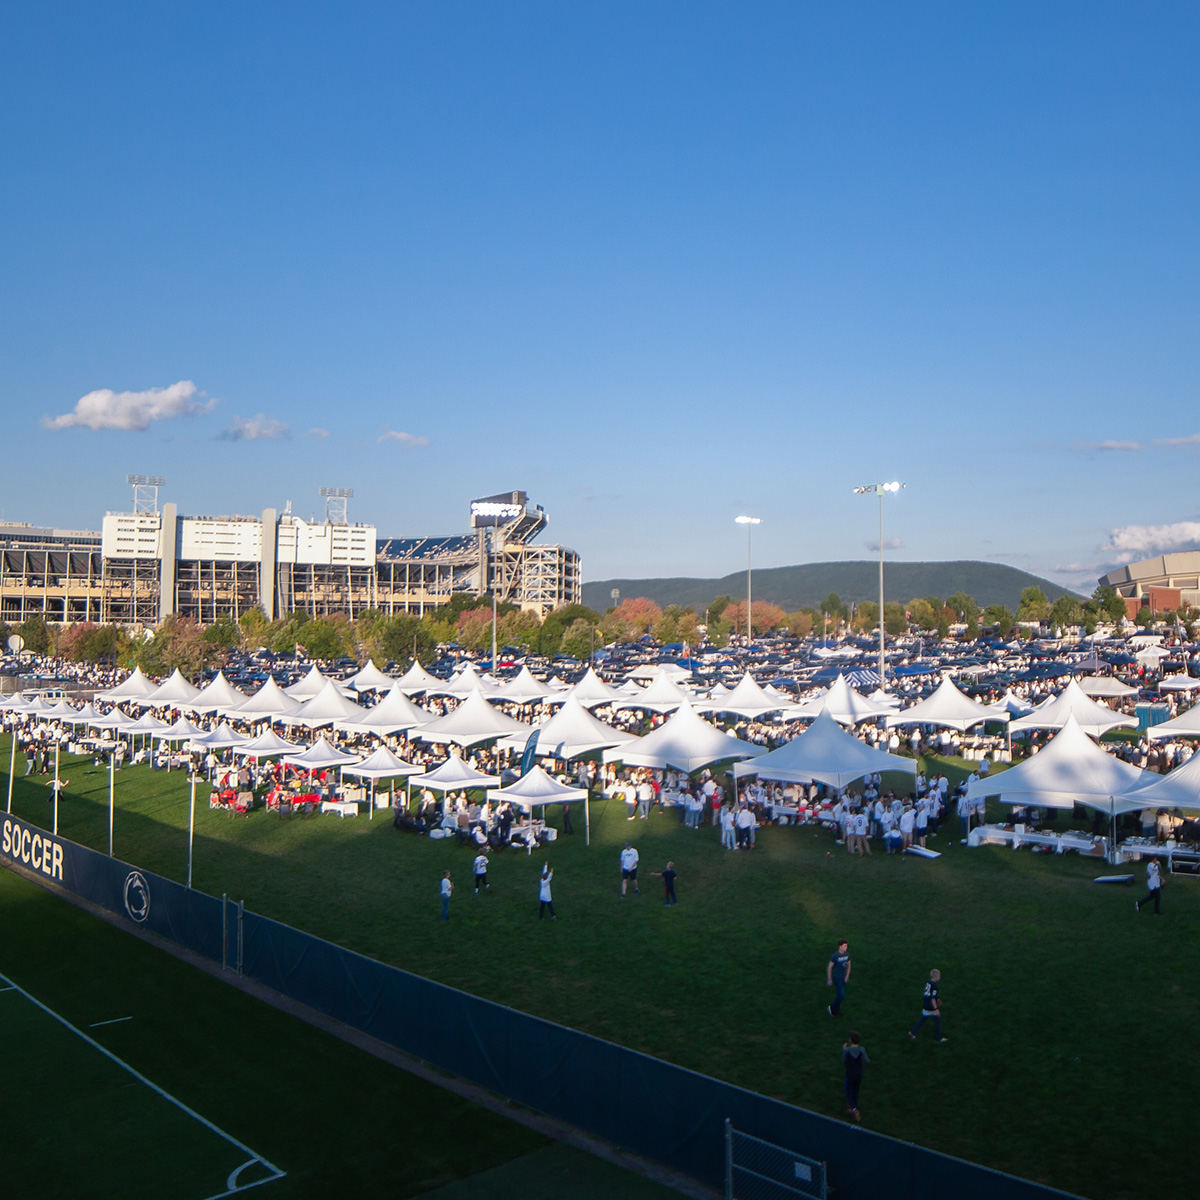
3;736;1195;1200
0;868;682;1200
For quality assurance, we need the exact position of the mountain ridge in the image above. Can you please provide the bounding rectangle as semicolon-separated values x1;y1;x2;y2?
581;560;1082;614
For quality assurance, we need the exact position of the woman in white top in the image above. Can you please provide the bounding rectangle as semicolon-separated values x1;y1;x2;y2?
539;864;557;920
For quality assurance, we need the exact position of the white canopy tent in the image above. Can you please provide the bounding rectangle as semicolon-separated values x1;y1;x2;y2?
627;662;693;682
602;701;765;773
94;665;159;702
1159;674;1200;693
183;670;248;714
1078;677;1139;699
342;746;423;819
137;669;202;709
886;676;1009;733
233;728;300;759
498;693;637;760
281;736;362;771
1009;679;1137;738
284;665;337;700
494;665;558;706
1146;704;1200;741
786;674;892;726
231;676;301;720
335;685;430;735
982;690;1034;720
695;672;787;719
410;754;500;792
282;679;368;729
567;667;628;709
487;765;593;845
734;709;918;788
194;722;249;750
1128;748;1200;810
413;689;532;748
344;660;396;692
613;668;696;714
394;660;443;695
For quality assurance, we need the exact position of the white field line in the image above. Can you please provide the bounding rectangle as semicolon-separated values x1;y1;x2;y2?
0;971;285;1195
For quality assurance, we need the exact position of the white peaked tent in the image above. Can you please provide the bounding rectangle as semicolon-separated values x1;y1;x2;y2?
414;689;532;748
0;691;27;712
90;707;140;731
487;765;593;845
157;715;208;742
233;676;301;719
284;664;331;699
233;728;299;759
965;715;1153;813
1128;748;1200;810
184;670;249;714
696;672;787;718
43;699;80;720
886;676;1008;733
734;709;918;788
628;662;692;681
787;674;891;726
603;701;766;773
439;663;502;699
342;746;423;819
495;665;556;705
62;702;105;726
345;660;396;692
1147;704;1200;741
138;669;202;708
411;753;500;792
500;693;637;759
335;685;430;734
283;680;367;728
95;665;159;702
124;713;170;735
194;722;248;750
282;736;362;771
1159;674;1200;692
614;668;695;714
1010;679;1137;738
1078;677;1139;698
867;688;902;709
394;659;443;695
568;667;627;709
982;690;1034;720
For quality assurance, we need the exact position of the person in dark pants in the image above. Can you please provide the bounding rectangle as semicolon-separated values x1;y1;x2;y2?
842;1032;868;1122
827;940;851;1016
909;969;947;1042
440;871;453;921
652;861;678;906
538;863;556;920
561;802;573;835
1136;860;1162;914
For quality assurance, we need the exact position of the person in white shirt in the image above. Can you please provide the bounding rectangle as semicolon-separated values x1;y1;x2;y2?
539;863;556;920
735;804;756;849
720;805;737;850
440;871;453;921
853;809;871;856
473;853;490;894
899;806;915;850
620;843;640;895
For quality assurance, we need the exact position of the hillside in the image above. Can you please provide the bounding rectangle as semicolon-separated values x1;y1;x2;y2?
581;560;1082;614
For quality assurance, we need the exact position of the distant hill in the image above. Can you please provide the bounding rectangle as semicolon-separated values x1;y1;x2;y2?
582;560;1082;614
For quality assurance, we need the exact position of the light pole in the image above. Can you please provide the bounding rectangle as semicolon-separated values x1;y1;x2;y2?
853;482;905;690
734;516;761;644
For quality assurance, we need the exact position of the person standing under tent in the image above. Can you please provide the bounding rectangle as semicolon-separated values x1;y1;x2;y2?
440;870;453;921
908;969;947;1042
1136;859;1163;914
827;940;851;1016
620;842;640;896
538;863;556;920
842;1032;869;1122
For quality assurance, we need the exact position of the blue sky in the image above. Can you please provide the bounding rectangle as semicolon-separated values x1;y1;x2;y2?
2;2;1198;593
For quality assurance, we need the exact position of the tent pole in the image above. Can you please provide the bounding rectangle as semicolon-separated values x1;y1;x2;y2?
108;750;115;857
585;790;590;847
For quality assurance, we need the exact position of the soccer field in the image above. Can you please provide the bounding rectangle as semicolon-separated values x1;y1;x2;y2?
3;735;1196;1199
0;867;684;1200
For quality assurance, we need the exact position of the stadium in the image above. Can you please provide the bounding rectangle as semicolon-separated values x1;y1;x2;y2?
0;481;581;629
1099;552;1200;617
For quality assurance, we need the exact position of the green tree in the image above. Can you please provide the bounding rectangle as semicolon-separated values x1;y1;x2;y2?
883;602;907;635
560;618;598;661
202;615;241;650
907;598;937;631
1090;585;1127;624
855;600;879;632
1134;606;1154;628
820;593;846;622
946;592;980;637
1016;587;1051;623
17;614;50;654
983;604;1014;637
239;606;270;648
707;595;732;622
1049;596;1084;628
373;614;437;667
299;616;352;660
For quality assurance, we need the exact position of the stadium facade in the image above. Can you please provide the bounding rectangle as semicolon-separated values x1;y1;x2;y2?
1099;551;1200;617
0;486;580;628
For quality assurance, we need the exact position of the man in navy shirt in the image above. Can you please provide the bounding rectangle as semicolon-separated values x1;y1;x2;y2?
827;940;851;1016
908;969;947;1042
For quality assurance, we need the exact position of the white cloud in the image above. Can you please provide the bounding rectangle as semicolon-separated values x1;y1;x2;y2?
1104;521;1200;563
305;427;330;440
377;430;429;448
1072;440;1143;452
219;414;290;442
866;537;903;552
42;380;211;432
1155;433;1200;448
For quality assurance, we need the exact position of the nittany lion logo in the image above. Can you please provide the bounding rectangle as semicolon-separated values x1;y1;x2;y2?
123;871;150;923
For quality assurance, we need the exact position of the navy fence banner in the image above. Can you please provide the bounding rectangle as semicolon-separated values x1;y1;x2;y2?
0;812;223;963
1;816;1079;1200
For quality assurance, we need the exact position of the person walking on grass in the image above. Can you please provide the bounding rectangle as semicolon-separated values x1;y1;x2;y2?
538;863;556;920
652;861;678;906
842;1032;869;1122
1136;859;1162;914
473;852;490;894
440;870;453;921
908;969;947;1043
620;842;640;896
827;940;851;1016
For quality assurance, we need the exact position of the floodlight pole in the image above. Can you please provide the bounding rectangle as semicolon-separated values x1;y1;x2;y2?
735;517;762;645
855;483;905;690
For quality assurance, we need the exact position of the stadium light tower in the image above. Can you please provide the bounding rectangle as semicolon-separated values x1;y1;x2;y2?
319;487;354;525
127;474;166;514
734;516;762;644
853;481;905;689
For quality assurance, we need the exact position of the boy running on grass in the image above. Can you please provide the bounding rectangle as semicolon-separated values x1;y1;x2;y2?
908;969;947;1042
